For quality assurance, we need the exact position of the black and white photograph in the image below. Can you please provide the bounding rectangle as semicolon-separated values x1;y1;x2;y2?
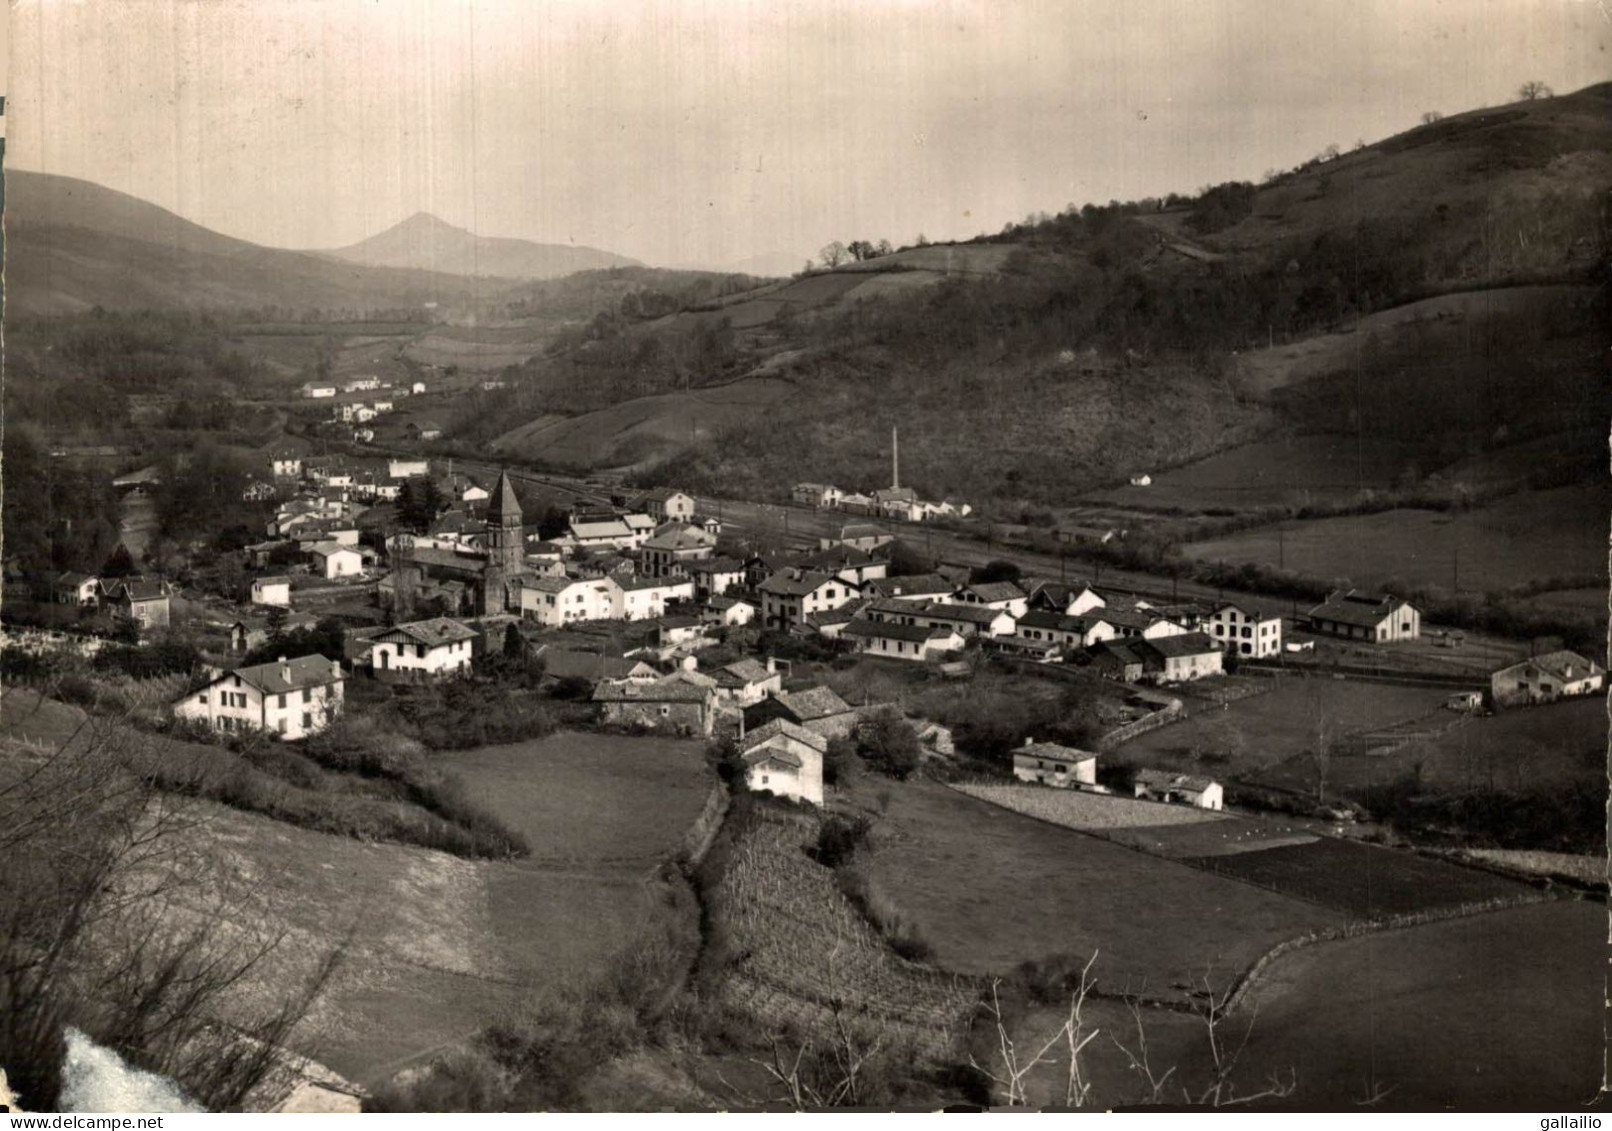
0;0;1607;1115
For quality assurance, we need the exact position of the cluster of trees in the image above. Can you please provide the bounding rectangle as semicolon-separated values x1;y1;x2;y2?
1;426;125;574
816;239;895;269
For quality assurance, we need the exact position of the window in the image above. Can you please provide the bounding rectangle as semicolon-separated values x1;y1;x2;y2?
197;693;208;705
277;719;287;734
277;693;287;709
302;713;312;730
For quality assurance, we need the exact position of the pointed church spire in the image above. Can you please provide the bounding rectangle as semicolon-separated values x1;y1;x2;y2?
487;468;522;524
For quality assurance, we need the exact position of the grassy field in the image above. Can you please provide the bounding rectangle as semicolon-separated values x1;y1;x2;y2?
861;781;1340;998
953;782;1231;832
1515;586;1608;617
1179;837;1532;918
1183;481;1610;595
1111;679;1450;779
440;730;713;865
1009;897;1603;1108
1086;434;1411;511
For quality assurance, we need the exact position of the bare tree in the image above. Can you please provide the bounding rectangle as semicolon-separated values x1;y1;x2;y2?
1309;709;1337;805
0;695;344;1111
1517;80;1554;101
971;953;1100;1107
819;241;848;269
1420;110;1444;125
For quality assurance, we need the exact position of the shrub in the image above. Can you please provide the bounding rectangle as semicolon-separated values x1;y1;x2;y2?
835;862;936;963
813;814;872;868
857;711;923;780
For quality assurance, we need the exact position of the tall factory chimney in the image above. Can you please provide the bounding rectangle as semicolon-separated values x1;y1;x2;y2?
891;426;900;491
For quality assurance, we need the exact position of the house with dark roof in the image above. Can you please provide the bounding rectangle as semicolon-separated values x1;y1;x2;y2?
1085;639;1153;683
818;523;893;553
594;673;715;736
102;578;171;629
703;594;758;627
173;654;344;740
1141;633;1224;682
1491;650;1605;707
742;685;860;740
1307;590;1421;642
685;556;747;597
804;597;872;639
861;573;955;603
1205;603;1282;658
757;571;859;631
792;483;843;509
865;599;1016;639
640;524;717;579
630;488;697;524
1011;739;1097;789
788;546;888;586
710;657;782;705
1013;609;1118;651
842;619;964;663
52;571;100;607
369;618;478;679
951;580;1029;617
535;646;659;688
740;720;826;806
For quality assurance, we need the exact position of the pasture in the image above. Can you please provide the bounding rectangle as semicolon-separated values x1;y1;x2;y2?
1111;678;1449;779
1085;434;1410;511
1010;898;1603;1108
1183;481;1610;595
1383;697;1605;795
862;781;1339;998
1179;836;1533;918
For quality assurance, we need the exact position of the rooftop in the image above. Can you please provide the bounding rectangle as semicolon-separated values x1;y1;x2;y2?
375;617;479;647
210;653;342;696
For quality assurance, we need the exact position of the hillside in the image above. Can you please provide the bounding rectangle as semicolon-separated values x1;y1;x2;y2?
326;212;638;279
472;85;1608;514
3;171;526;317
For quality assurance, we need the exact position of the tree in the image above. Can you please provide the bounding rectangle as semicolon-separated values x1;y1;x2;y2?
1307;706;1338;805
885;539;936;577
847;240;875;262
0;702;343;1110
100;544;138;579
823;736;860;787
1420;110;1443;125
397;476;445;533
857;711;922;781
819;241;848;269
971;559;1022;585
1517;80;1553;101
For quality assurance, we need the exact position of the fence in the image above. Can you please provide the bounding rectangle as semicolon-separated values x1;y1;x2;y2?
1095;698;1183;751
1241;659;1484;691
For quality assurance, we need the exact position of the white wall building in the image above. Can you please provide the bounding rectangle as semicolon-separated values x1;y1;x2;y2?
173;655;344;740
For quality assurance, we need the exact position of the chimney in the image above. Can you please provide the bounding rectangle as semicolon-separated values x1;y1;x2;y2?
891;425;900;491
765;655;776;674
331;658;342;680
279;656;291;682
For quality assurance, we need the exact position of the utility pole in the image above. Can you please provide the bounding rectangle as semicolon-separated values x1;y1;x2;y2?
1278;526;1285;571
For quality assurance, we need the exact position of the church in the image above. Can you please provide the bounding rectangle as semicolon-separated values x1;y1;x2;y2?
388;470;540;617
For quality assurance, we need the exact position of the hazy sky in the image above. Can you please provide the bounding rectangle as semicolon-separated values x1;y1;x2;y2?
9;0;1609;268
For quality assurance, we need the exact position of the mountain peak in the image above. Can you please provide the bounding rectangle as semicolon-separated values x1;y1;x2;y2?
331;212;639;279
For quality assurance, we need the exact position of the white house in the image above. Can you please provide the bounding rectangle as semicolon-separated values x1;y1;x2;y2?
866;600;1016;639
1206;603;1283;658
703;595;758;627
1012;610;1117;650
1144;633;1225;682
309;542;364;579
1011;739;1098;788
411;381;427;395
1133;770;1223;811
792;483;843;509
1307;591;1421;643
369;618;478;679
757;571;858;631
711;657;783;705
269;451;304;478
951;581;1029;618
301;383;337;399
517;575;623;626
389;458;430;480
250;576;292;607
631;488;697;524
173;654;344;740
840;619;964;662
614;574;696;620
1491;651;1605;707
740;719;826;806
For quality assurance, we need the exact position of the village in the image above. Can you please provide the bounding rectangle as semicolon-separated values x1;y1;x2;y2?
4;417;1601;822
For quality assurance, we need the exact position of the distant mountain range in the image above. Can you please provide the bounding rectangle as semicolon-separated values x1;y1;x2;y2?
2;171;640;316
323;211;639;279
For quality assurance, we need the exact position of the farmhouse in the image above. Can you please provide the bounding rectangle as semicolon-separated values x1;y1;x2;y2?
52;571;100;606
1307;590;1421;642
837;493;877;516
710;657;783;705
309;542;364;579
792;483;843;509
758;571;858;631
841;619;965;663
820;523;892;553
517;575;623;626
1206;603;1283;658
250;576;292;607
804;598;872;639
865;599;1016;639
631;488;697;524
1490;651;1605;707
568;516;650;551
614;574;696;620
1133;770;1223;811
789;546;889;586
534;646;659;689
740;720;826;806
1011;739;1097;788
406;421;443;442
103;579;171;629
270;449;305;478
173;654;344;740
369;617;477;679
685;556;747;597
594;675;715;736
1085;639;1152;683
743;685;859;740
703;594;758;627
389;458;430;480
1142;633;1224;683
